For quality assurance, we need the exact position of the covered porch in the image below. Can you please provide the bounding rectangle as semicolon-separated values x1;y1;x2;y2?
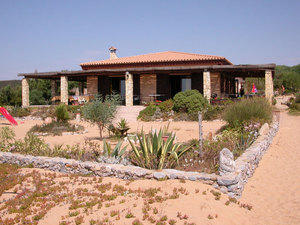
19;64;275;107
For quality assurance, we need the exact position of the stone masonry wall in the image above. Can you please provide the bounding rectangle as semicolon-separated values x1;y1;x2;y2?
125;72;133;106
203;71;211;101
22;78;29;107
87;76;98;95
140;74;156;103
265;70;274;103
60;76;68;105
0;120;279;198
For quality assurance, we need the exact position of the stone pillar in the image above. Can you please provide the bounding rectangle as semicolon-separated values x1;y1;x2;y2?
60;76;68;105
265;70;273;103
87;76;98;95
22;78;29;107
51;80;56;98
125;72;133;106
203;70;211;102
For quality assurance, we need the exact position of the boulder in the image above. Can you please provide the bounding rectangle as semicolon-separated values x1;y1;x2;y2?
44;117;52;124
259;123;269;136
219;148;235;175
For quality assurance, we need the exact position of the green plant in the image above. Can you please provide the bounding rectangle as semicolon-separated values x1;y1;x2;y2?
203;105;225;120
108;118;130;137
82;94;120;139
102;140;127;158
28;121;84;136
138;102;157;121
8;106;31;117
158;99;174;113
128;128;192;170
0;126;15;149
223;97;272;128
55;104;70;123
173;90;209;120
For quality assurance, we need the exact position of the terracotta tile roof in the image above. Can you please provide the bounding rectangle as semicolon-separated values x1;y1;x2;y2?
80;51;232;66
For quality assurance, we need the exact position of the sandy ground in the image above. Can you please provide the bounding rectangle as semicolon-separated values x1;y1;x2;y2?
0;110;299;224
0;118;225;147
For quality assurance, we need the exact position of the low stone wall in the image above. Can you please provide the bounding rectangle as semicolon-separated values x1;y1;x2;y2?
216;120;280;197
0;120;279;198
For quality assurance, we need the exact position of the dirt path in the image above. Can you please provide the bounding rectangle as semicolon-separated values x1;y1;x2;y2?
239;111;300;224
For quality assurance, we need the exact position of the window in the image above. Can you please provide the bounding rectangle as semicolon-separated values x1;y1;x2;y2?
181;78;191;92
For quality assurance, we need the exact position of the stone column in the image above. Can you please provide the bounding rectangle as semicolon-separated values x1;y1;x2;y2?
265;70;273;103
22;78;29;107
51;80;56;98
125;72;133;106
203;70;211;102
87;76;98;95
60;76;68;105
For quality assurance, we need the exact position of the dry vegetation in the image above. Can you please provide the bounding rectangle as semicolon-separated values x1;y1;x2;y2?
0;164;254;225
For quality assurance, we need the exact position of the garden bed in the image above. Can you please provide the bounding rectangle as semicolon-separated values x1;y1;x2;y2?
0;119;279;198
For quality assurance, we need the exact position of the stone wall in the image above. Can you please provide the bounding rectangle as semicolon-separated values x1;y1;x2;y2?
0;120;279;198
140;74;156;103
216;120;279;197
87;76;98;95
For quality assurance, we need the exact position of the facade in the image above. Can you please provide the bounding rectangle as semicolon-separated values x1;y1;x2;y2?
19;48;275;107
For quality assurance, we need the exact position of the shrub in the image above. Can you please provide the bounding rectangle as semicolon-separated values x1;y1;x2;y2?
83;94;120;139
55;104;70;123
8;107;31;117
102;140;127;158
128;128;192;170
223;97;272;128
28;121;84;136
137;102;157;121
158;99;174;113
0;126;15;149
203;105;225;121
173;90;209;120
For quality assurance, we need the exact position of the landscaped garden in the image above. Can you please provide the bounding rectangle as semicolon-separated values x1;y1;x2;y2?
0;90;274;175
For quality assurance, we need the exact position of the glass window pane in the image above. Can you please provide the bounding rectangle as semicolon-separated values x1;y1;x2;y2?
181;78;191;92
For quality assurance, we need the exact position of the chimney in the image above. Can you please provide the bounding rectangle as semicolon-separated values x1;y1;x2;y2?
109;46;118;59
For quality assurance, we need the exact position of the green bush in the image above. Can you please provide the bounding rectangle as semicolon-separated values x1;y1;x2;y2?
173;90;209;120
137;102;157;121
158;99;174;113
8;106;31;117
55;104;70;123
203;105;225;121
223;97;272;128
28;121;84;136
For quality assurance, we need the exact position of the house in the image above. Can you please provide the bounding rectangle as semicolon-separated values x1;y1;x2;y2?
19;47;275;107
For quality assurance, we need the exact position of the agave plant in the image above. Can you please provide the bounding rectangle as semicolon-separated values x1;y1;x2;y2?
102;139;127;158
128;128;191;170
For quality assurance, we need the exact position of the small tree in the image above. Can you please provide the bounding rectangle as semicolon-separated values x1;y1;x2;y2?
55;104;70;123
82;94;120;139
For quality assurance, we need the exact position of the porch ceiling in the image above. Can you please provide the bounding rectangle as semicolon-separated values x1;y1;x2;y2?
18;64;276;79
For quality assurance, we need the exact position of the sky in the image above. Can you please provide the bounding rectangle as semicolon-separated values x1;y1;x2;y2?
0;0;299;80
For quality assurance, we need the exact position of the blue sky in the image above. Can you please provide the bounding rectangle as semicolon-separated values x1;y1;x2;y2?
0;0;299;80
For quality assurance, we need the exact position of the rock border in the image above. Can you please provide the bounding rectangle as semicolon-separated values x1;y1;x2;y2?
0;120;279;198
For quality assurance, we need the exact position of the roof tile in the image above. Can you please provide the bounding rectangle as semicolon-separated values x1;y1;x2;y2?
80;51;231;66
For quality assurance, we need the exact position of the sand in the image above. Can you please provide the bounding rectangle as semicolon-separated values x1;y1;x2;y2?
0;118;225;147
0;102;299;224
